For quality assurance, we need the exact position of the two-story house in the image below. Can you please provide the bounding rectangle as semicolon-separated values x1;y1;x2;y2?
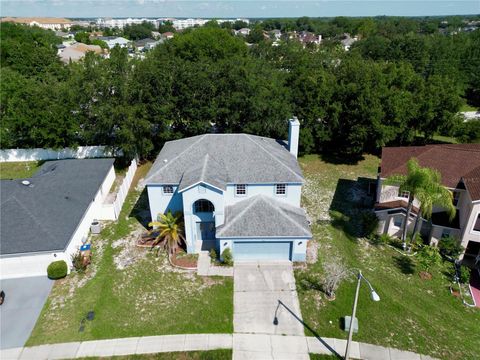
374;144;480;264
143;118;312;261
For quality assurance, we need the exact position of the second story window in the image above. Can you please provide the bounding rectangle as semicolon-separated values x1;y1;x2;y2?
275;184;286;195
398;190;410;199
452;191;460;206
163;185;174;195
474;214;480;232
236;184;247;196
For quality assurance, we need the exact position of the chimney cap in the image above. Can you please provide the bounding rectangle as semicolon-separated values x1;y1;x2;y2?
289;116;300;124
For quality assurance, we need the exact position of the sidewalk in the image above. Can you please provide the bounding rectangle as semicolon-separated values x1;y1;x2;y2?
197;251;233;277
0;334;439;360
1;334;232;360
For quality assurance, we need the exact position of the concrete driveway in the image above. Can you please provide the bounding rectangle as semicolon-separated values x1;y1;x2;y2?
234;261;305;336
0;276;53;349
233;261;308;359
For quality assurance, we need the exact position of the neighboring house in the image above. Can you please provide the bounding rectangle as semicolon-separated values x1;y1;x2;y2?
144;118;312;261
134;38;163;52
299;31;322;46
98;36;130;49
461;111;480;121
341;33;358;51
270;29;282;40
0;159;115;279
162;32;175;40
375;144;480;264
1;17;73;30
235;28;251;36
59;43;103;63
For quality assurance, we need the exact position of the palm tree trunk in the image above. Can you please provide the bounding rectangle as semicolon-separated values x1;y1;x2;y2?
411;209;423;248
401;196;414;250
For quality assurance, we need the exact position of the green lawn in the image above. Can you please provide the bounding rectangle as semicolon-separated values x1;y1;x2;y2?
460;103;479;112
0;161;41;179
296;154;480;360
27;162;233;346
77;350;232;359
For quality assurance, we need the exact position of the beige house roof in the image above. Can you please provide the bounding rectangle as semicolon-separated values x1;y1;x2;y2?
1;17;72;24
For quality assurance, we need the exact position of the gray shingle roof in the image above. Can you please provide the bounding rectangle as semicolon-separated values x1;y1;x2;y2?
144;134;304;186
0;158;114;256
178;154;227;192
216;195;312;238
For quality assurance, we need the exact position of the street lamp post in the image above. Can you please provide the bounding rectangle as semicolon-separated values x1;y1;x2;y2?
344;270;380;360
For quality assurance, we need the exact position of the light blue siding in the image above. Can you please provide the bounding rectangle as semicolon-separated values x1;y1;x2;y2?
233;241;292;261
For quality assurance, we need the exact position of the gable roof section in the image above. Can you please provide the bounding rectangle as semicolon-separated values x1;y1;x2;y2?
0;158;114;256
178;154;227;192
380;144;480;199
216;195;312;238
144;134;304;186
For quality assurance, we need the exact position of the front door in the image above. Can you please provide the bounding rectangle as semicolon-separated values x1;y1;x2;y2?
196;222;216;251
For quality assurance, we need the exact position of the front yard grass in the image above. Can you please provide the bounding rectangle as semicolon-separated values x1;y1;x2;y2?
77;349;232;359
0;161;41;179
27;162;233;346
296;154;480;360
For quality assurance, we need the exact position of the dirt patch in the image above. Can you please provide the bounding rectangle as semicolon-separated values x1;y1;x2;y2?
113;225;148;270
306;239;319;264
419;271;433;280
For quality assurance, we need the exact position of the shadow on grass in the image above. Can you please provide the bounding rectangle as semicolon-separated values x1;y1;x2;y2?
319;153;365;165
129;188;151;229
276;300;343;359
393;255;416;275
329;177;376;241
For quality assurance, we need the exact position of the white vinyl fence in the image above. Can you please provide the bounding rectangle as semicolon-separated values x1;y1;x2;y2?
99;159;138;220
0;146;119;162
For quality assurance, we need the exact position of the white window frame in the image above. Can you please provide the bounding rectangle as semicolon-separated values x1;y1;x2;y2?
162;185;174;195
393;215;403;228
235;184;247;197
275;183;287;196
472;212;480;234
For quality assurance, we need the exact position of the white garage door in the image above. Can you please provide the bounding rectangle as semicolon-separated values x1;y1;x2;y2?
233;241;292;261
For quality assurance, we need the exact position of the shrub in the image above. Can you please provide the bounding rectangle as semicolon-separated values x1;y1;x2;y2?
221;248;233;266
71;251;87;273
47;260;68;279
438;236;463;259
361;211;379;239
408;232;424;252
209;248;217;261
416;245;441;273
459;265;471;284
374;233;392;245
321;257;349;299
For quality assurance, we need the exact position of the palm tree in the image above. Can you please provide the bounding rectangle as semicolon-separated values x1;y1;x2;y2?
387;159;455;250
148;211;185;257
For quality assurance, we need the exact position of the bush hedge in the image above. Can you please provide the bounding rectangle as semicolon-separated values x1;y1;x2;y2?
47;260;68;279
221;248;233;266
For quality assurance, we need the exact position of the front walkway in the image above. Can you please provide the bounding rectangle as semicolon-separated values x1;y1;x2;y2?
0;334;439;360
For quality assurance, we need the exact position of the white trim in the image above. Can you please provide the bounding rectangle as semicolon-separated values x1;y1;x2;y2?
470;211;480;235
178;181;224;194
216;236;312;239
274;183;287;197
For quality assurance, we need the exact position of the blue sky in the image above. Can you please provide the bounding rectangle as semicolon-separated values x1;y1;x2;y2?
1;0;479;18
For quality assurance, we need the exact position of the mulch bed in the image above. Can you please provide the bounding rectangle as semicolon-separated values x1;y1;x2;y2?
171;253;198;268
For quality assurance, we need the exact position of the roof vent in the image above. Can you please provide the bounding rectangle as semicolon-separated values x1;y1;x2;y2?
163;159;168;163
21;180;31;186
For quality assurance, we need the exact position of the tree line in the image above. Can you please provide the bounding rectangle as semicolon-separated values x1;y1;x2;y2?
1;20;479;160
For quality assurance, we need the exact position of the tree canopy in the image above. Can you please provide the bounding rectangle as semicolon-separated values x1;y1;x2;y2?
1;18;478;159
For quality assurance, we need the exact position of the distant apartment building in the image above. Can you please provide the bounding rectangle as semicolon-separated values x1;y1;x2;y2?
96;17;160;29
1;17;73;30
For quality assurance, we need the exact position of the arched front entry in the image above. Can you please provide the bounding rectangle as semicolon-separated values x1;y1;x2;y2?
192;199;216;250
